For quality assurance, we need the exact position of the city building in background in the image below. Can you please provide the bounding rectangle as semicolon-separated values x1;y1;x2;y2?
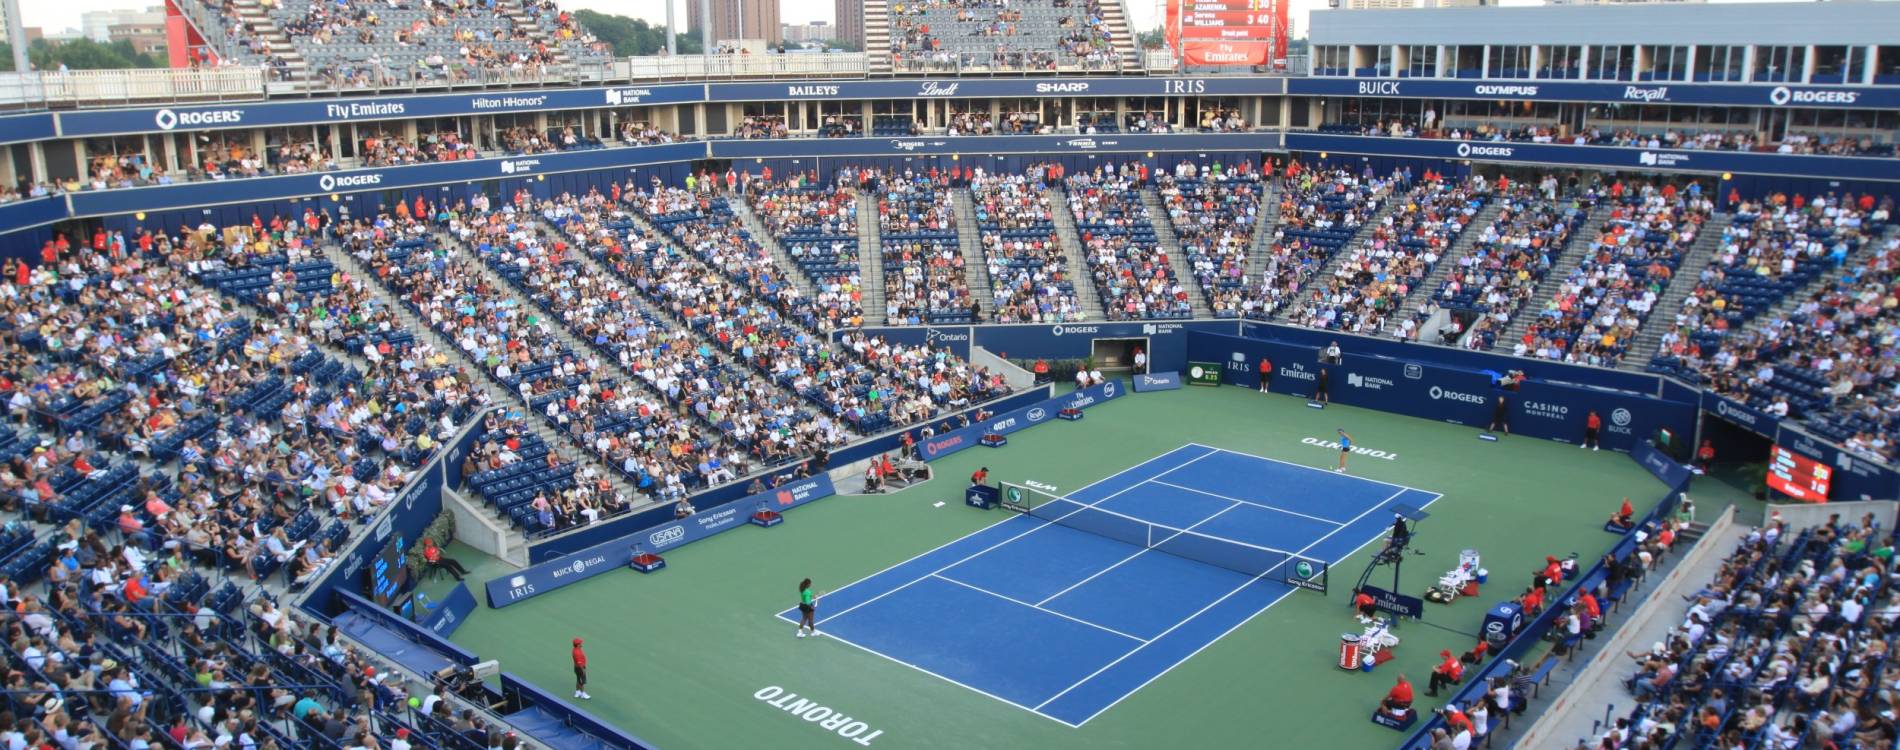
782;20;834;44
689;0;783;45
108;21;166;54
81;7;164;43
834;0;863;45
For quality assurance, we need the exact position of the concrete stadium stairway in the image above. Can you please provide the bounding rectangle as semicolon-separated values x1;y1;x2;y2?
228;0;307;79
1619;212;1731;369
1240;180;1283;292
1392;200;1508;330
1046;187;1103;320
1139;186;1212;318
951;189;996;322
1488;200;1617;350
313;240;588;554
864;0;894;75
1275;193;1408;323
854;189;889;325
1099;0;1143;70
728;199;819;300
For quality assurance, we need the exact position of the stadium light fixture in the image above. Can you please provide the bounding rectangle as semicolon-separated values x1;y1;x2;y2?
1722;172;1733;181
134;212;145;221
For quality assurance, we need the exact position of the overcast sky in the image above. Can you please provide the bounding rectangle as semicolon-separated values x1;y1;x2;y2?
26;0;1816;41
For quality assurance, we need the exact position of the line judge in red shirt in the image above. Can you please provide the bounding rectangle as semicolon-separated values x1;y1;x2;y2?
572;638;591;700
1381;674;1414;714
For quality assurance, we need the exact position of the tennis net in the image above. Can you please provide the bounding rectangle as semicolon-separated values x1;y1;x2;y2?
1026;496;1297;580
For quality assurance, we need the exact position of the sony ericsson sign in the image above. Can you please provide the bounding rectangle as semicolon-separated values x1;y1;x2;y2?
484;475;835;607
154;107;245;130
917;380;1124;461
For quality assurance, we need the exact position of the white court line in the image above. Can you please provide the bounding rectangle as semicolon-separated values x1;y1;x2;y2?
930;574;1150;644
1035;485;1412;713
807;620;1087;729
1032;499;1242;607
1067;486;1446;726
1147;479;1347;527
808;445;1220;627
1184;441;1434;495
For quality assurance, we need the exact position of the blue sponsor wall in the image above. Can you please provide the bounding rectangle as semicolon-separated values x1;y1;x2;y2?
526;386;1049;562
1235;319;1662;395
710;132;1281;160
1288;77;1900;110
1133;371;1183;391
57;84;705;137
917;379;1127;461
0;113;57;145
485;475;836;608
1189;331;1697;452
421;582;479;638
1285;133;1900;190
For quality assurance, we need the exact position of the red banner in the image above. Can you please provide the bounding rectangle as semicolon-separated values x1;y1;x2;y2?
1181;26;1273;39
1179;40;1275;66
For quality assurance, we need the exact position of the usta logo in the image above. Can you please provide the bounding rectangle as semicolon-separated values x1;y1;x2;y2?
649;526;686;547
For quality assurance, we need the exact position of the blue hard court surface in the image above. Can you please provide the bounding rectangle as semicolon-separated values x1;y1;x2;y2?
777;443;1442;726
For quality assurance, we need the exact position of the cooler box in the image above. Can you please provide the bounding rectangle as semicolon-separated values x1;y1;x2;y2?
1338;634;1362;671
1482;601;1524;647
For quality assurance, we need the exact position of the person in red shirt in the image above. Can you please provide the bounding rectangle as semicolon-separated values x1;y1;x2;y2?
1354;589;1378;621
1258;357;1273;393
1540;556;1564;587
1583;410;1602;451
572;638;590;699
1520;584;1545;616
1381;674;1414;714
1610;497;1635;529
1428;649;1463;696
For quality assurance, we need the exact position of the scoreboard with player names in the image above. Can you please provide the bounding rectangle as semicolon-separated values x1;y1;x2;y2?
1766;445;1832;502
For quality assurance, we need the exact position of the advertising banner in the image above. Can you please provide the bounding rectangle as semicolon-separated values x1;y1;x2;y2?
1285;133;1897;183
1186;362;1223;386
1775;426;1900;502
420;582;478;638
917;379;1126;461
1133;371;1184;392
1287;78;1900;110
1188;331;1697;446
484;475;835;608
1704;393;1780;438
1631;440;1694;493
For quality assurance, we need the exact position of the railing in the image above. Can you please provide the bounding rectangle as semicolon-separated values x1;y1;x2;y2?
620;52;870;81
0;68;267;108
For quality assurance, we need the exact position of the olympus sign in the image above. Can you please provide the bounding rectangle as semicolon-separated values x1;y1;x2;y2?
155;108;244;130
1472;84;1539;97
1427;386;1487;404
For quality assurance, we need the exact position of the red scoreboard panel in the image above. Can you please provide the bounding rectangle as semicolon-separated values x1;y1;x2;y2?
1766;445;1832;502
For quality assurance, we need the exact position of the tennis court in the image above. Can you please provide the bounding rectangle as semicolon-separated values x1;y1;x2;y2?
777;442;1442;727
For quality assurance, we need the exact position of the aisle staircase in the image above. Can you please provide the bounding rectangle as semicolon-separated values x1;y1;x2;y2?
951;189;995;322
1392;200;1508;332
1139;187;1212;318
729;200;818;299
1046;187;1104;320
855;189;889;325
1486;200;1617;350
1619;213;1731;368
